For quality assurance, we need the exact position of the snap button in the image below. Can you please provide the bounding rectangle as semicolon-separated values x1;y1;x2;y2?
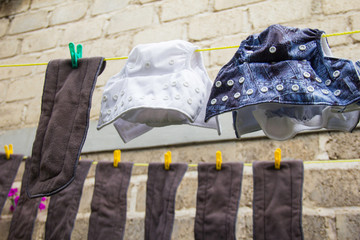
114;105;118;111
303;72;311;78
183;81;189;87
325;79;331;86
269;46;277;53
211;98;217;105
121;101;124;107
227;80;234;86
163;96;169;100
307;86;314;92
187;98;192;104
334;89;341;96
171;81;177;87
169;59;174;65
246;89;254;95
102;95;108;102
234;92;241;98
163;84;169;90
315;77;322;83
333;70;340;78
239;77;245;84
195;88;200;93
128;96;133;101
321;89;329;95
215;81;222;87
299;45;307;51
292;84;300;92
175;94;180;100
145;62;151;69
222;95;228;102
260;86;268;93
113;95;118;101
120;91;125;96
276;84;284;91
107;109;111;115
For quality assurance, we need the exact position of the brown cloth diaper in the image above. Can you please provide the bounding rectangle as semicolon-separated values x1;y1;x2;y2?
253;160;304;240
194;162;244;240
88;162;133;240
27;57;105;198
0;153;23;214
45;160;92;240
7;160;42;240
145;163;188;240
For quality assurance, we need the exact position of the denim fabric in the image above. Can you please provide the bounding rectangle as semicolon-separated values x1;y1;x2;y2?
205;24;360;140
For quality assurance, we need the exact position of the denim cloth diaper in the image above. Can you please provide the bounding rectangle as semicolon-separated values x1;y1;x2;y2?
98;40;220;143
205;24;360;140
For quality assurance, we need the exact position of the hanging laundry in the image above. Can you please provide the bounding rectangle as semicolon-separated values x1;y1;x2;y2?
252;160;304;240
194;162;244;240
26;57;106;198
45;161;92;240
0;153;22;214
97;40;221;143
205;24;360;140
145;162;187;240
7;159;42;240
88;162;133;240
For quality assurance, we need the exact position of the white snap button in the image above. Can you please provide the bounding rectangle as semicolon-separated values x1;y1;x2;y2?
120;91;125;96
169;59;174;65
315;77;322;83
171;81;176;87
246;89;254;95
163;96;169;100
334;90;341;96
222;95;228;101
321;89;329;95
260;86;268;93
215;81;222;87
113;95;118;101
239;77;245;84
175;95;180;100
299;45;307;51
183;82;189;87
234;92;241;98
211;98;217;105
269;46;277;53
163;84;169;90
145;62;151;68
195;88;200;93
227;80;234;86
276;84;284;91
303;72;311;78
333;70;340;78
114;105;118;111
325;79;331;86
187;98;192;104
307;86;314;92
102;95;108;102
107;109;111;115
121;101;124;107
292;84;300;92
128;96;132;101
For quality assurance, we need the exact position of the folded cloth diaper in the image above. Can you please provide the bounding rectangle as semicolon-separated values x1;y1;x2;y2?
205;24;360;140
97;40;221;143
27;57;106;198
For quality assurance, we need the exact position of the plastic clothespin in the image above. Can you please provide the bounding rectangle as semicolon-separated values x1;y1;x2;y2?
113;150;121;168
4;144;13;160
274;148;281;169
164;151;171;170
216;151;222;170
68;42;83;68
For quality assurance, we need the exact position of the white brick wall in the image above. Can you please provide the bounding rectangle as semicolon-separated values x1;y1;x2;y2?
9;10;48;34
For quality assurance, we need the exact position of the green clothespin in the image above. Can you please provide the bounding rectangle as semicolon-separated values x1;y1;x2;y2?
69;42;83;68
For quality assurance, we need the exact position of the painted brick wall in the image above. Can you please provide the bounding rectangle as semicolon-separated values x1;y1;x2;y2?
0;0;360;239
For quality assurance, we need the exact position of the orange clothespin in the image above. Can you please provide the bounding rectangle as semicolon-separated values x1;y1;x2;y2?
164;151;171;170
274;148;281;169
216;151;222;170
113;149;121;168
4;144;13;160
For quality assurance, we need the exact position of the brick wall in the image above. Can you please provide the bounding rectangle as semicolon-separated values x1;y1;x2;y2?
0;0;360;239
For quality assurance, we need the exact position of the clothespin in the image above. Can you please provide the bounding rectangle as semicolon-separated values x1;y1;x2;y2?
164;151;171;170
216;151;222;170
113;149;121;168
274;148;281;169
68;42;83;68
4;144;13;160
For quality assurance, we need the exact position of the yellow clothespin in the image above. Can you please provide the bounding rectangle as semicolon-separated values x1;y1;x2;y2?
113;149;121;168
216;151;222;171
274;148;281;169
164;151;171;170
4;144;13;160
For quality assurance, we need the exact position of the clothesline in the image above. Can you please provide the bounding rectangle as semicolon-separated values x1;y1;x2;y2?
0;29;360;68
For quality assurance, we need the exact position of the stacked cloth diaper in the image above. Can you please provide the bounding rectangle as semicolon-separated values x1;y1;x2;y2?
205;24;360;140
98;40;220;143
